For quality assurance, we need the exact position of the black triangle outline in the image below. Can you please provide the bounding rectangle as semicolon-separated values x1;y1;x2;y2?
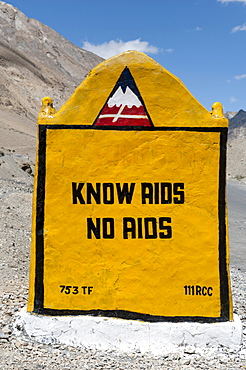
93;67;154;127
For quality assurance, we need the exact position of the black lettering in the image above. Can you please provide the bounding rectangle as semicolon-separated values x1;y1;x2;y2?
185;285;213;296
161;183;172;204
82;286;87;294
88;287;93;295
87;218;100;239
173;183;185;204
196;285;202;295
141;183;153;204
159;217;172;239
116;183;135;204
137;218;143;238
72;286;79;295
103;183;114;204
202;286;207;296
154;183;159;204
103;218;114;238
123;217;136;239
87;183;101;204
72;182;85;204
65;286;72;295
144;218;157;239
60;285;65;293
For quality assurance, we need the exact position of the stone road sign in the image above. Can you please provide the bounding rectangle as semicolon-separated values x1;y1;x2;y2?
28;51;233;322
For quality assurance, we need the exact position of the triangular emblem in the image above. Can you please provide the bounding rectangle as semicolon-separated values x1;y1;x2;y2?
93;67;153;127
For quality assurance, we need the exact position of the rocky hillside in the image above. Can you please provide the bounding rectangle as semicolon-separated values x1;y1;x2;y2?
224;111;238;120
0;1;103;162
227;110;246;180
228;110;246;138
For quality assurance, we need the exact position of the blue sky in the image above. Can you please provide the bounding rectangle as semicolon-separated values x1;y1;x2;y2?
6;0;246;112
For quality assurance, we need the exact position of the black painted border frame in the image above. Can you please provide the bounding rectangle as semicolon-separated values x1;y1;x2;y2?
33;125;229;323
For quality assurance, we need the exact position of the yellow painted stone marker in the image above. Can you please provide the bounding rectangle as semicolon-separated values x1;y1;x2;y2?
28;51;232;322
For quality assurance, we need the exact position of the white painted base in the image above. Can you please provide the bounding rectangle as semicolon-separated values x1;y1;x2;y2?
14;308;242;356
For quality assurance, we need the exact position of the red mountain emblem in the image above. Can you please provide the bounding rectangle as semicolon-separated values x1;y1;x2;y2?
93;67;153;127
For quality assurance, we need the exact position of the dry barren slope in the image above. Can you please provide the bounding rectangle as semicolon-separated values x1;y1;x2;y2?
0;1;103;166
227;110;246;181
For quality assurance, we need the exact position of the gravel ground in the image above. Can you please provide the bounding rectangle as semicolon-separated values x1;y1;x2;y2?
0;176;246;369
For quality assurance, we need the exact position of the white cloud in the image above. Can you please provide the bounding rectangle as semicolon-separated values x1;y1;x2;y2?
230;96;238;103
164;48;174;53
218;0;246;3
82;39;160;59
186;27;203;33
235;73;246;79
231;23;246;32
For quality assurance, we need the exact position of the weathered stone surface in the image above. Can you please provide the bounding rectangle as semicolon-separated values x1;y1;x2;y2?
14;310;242;355
28;51;232;323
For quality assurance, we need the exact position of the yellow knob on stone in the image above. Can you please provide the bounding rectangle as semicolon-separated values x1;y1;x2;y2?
211;102;224;118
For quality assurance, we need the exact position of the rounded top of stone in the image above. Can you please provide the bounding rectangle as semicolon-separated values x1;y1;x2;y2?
39;51;228;128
